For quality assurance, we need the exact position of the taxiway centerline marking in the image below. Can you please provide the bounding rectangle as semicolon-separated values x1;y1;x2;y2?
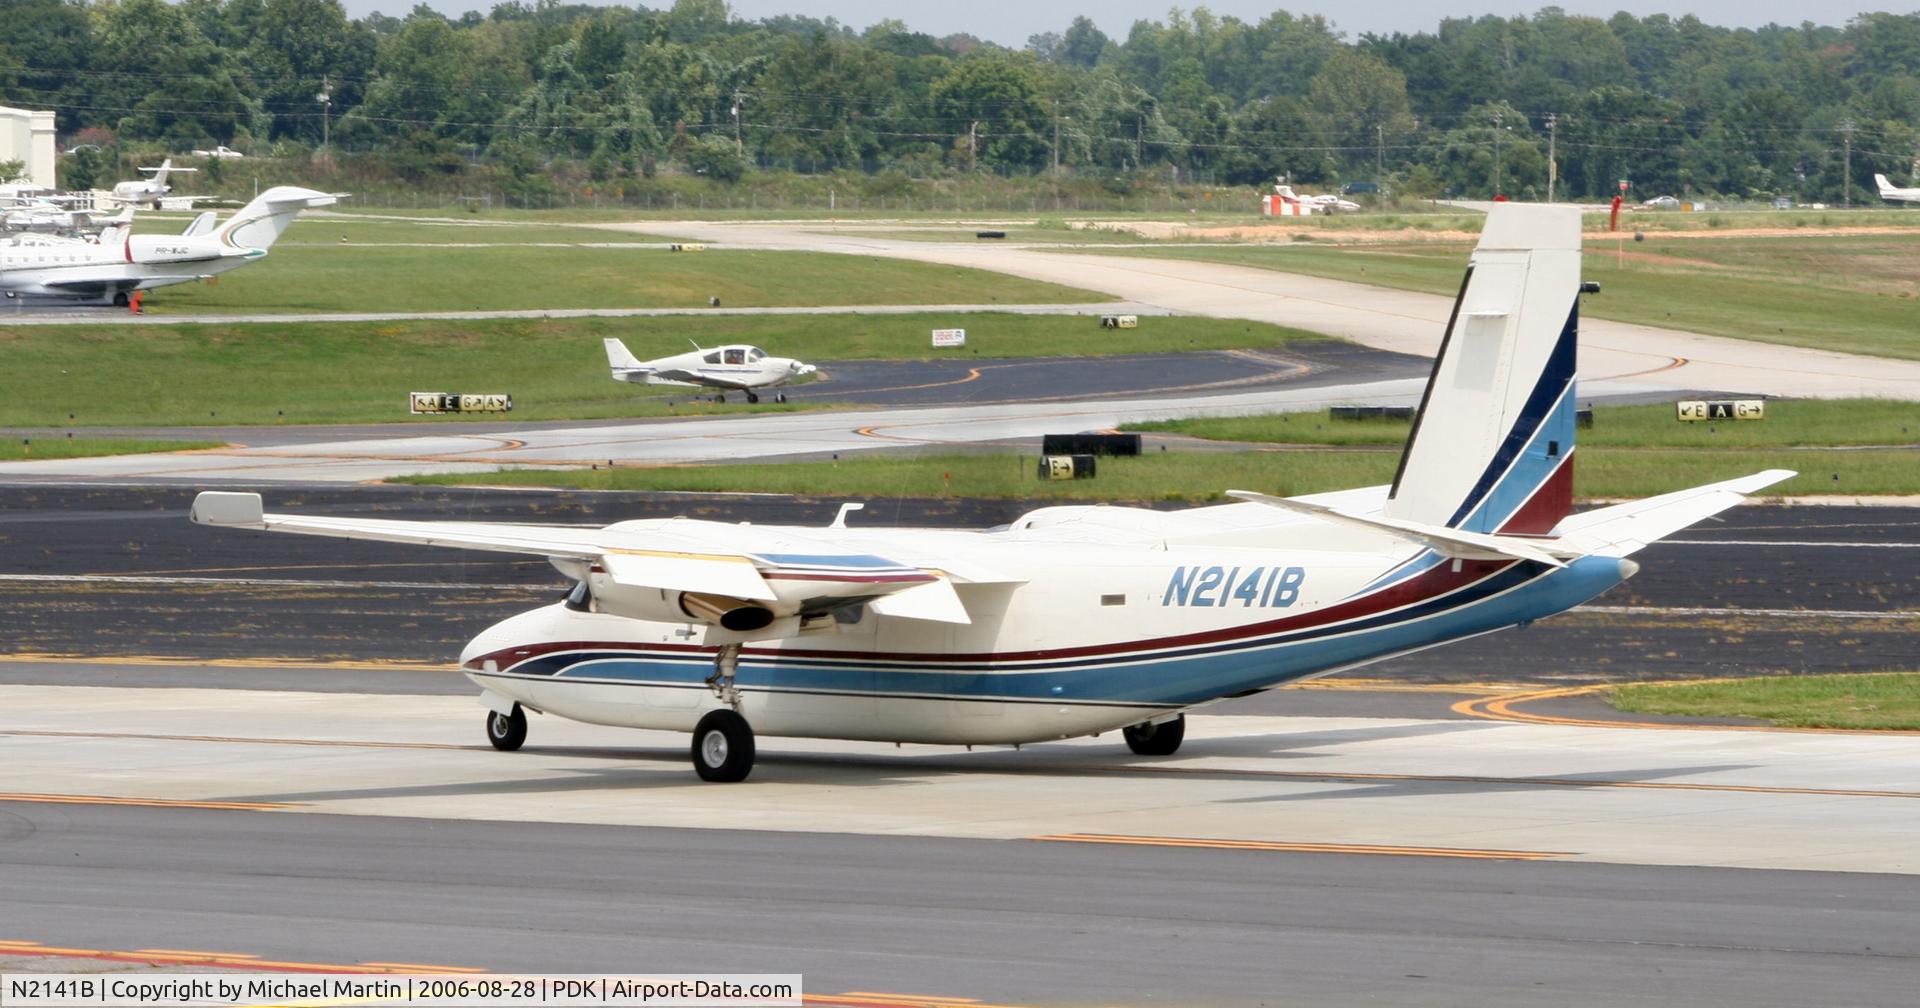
1082;763;1920;800
1030;834;1572;860
1;728;474;751
0;943;482;973
1454;683;1920;736
0;792;297;811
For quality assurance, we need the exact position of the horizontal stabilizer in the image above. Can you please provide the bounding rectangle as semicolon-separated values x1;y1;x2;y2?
868;578;972;624
1227;489;1572;567
1550;470;1795;557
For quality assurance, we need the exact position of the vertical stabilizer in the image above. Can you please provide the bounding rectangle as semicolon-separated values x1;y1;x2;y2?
214;186;338;251
1384;204;1582;535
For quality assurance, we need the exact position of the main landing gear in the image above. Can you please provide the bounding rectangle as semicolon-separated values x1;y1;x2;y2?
1122;714;1185;756
486;703;528;751
745;391;759;404
693;642;755;781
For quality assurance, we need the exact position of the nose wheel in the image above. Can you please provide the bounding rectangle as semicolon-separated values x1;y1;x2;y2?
692;709;755;782
486;704;528;751
1122;714;1184;756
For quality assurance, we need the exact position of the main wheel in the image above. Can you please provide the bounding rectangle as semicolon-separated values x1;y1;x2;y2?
1123;714;1184;756
691;709;755;782
486;705;527;751
112;292;130;307
774;393;787;403
746;391;760;404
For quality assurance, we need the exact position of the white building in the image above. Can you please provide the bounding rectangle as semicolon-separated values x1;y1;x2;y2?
0;105;58;189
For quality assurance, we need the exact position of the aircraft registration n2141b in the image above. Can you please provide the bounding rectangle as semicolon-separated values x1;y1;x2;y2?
192;205;1792;782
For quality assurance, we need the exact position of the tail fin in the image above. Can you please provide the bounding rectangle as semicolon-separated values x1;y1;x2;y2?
1384;204;1582;536
1876;174;1896;194
603;338;645;373
214;186;338;251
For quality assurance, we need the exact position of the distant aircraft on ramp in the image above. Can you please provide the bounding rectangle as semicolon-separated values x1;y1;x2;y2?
0;186;338;306
193;204;1792;783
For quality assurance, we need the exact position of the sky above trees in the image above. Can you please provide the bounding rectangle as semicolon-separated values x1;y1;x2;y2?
336;1;1900;46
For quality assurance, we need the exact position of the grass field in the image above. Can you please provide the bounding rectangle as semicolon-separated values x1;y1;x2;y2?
133;213;673;247
135;214;1107;315
1609;672;1920;730
0;437;222;460
1082;231;1920;360
0;314;1322;427
1128;399;1920;448
396;442;1917;499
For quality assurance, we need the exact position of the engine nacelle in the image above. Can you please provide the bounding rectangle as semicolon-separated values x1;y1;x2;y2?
581;572;778;632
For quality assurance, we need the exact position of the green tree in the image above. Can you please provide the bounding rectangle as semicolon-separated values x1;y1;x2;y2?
930;57;1048;171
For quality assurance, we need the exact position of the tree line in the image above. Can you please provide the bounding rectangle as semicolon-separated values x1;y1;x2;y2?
4;0;1919;202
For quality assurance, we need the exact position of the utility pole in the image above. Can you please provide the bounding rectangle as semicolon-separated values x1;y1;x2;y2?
1052;101;1061;176
968;120;979;173
731;90;743;156
1546;112;1558;203
1491;109;1504;199
1840;118;1855;205
1376;122;1384;177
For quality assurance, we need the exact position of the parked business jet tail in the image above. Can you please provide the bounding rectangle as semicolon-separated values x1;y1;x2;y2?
215;186;340;250
1874;173;1920;203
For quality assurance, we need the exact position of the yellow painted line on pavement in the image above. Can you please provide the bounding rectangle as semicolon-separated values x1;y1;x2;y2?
1454;681;1920;736
2;728;472;751
0;792;297;811
0;653;455;673
0;942;478;973
1032;833;1571;860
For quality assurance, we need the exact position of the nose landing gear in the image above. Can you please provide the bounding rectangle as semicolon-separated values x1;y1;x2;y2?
691;708;755;782
486;704;528;751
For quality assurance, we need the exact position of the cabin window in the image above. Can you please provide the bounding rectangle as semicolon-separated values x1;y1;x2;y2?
747;348;766;362
724;348;746;365
1101;594;1126;606
703;351;723;364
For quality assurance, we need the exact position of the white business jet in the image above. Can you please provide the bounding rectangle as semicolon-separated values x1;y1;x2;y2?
1873;173;1920;204
193;205;1792;782
110;158;199;208
0;186;337;306
603;338;816;403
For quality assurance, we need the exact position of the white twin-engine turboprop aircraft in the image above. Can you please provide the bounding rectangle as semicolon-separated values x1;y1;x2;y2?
193;205;1791;782
603;338;816;403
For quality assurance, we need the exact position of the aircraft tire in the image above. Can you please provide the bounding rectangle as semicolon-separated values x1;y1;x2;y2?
691;709;755;782
112;292;129;307
1123;714;1184;756
747;392;760;404
486;705;528;751
775;393;787;403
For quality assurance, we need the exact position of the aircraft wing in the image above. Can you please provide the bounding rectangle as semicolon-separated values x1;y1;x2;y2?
644;368;720;388
191;492;984;627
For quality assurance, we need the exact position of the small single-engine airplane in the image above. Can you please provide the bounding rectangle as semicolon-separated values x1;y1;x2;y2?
1;186;336;306
193;205;1791;782
109;158;199;208
1873;173;1920;204
603;338;816;403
